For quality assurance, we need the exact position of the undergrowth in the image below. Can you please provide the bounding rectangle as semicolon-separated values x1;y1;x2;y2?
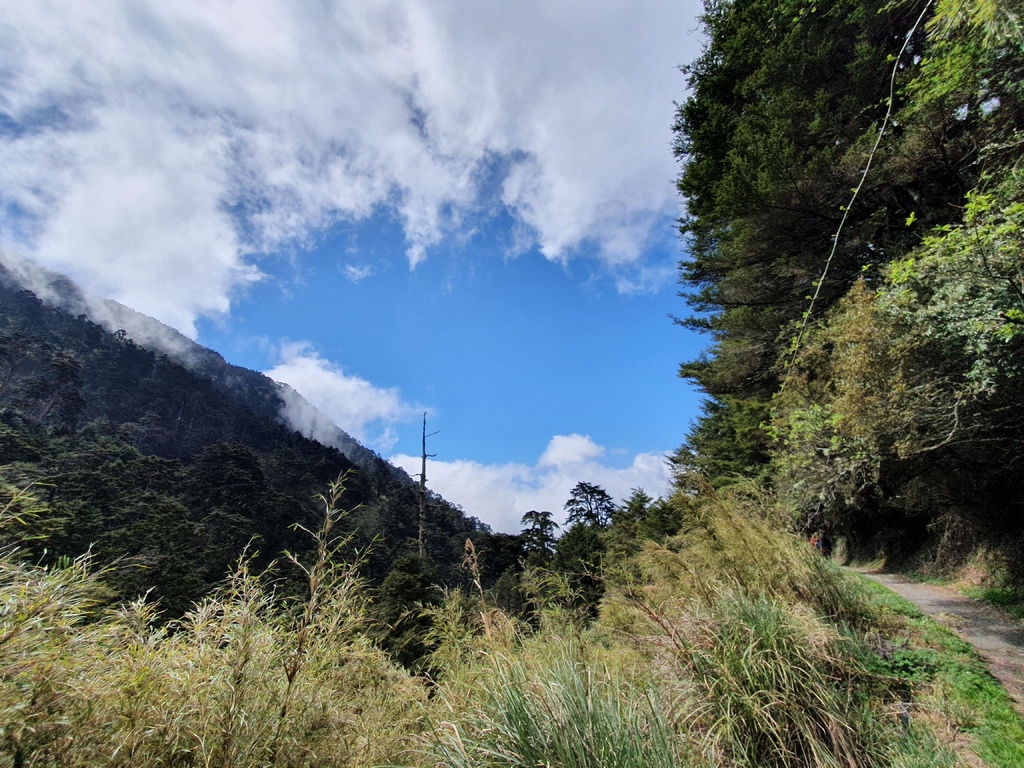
430;647;693;768
3;476;1020;766
0;476;423;768
858;577;1024;767
962;586;1024;622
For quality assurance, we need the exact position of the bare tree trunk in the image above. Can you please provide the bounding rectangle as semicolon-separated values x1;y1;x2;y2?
418;415;427;557
418;413;437;558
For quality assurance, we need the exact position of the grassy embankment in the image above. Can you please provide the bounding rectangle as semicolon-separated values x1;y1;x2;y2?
3;475;1023;767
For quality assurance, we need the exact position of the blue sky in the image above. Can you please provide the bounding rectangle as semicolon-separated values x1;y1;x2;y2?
0;1;708;532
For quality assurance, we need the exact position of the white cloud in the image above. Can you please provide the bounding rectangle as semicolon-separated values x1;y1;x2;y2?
391;434;671;534
343;263;377;283
0;1;700;336
538;433;605;468
613;260;680;296
264;341;420;452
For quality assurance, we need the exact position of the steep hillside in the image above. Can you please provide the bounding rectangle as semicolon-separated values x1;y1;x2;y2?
0;260;490;613
97;297;410;487
1;255;407;484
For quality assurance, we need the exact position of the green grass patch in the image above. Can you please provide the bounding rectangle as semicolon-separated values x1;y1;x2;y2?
856;575;1024;767
963;586;1024;621
429;648;693;768
856;576;925;619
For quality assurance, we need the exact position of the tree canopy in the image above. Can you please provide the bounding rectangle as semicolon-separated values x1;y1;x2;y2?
674;0;1024;569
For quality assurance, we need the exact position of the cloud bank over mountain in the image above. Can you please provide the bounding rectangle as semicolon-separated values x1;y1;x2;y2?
265;341;422;452
0;1;696;337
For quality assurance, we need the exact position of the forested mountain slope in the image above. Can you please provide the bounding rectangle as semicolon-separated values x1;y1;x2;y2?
673;0;1024;575
0;261;491;614
1;256;407;484
97;296;407;486
5;4;1024;764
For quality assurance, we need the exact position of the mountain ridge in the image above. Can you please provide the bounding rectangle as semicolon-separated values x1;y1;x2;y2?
0;251;490;615
0;251;412;487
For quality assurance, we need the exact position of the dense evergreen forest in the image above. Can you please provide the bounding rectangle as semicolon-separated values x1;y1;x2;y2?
0;266;497;615
2;1;1024;766
674;0;1024;578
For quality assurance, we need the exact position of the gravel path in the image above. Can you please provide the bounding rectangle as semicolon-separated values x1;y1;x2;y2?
855;568;1024;718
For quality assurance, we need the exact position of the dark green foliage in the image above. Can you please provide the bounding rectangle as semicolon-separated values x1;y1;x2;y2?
603;489;648;558
674;0;1024;571
544;482;620;616
488;567;528;617
673;396;771;486
636;497;682;543
473;531;524;586
552;523;606;617
375;553;437;668
552;523;605;573
673;0;1017;469
676;0;942;402
520;509;558;565
774;178;1024;565
563;482;615;528
0;272;495;616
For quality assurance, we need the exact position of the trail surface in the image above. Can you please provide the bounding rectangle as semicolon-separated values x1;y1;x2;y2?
855;568;1024;717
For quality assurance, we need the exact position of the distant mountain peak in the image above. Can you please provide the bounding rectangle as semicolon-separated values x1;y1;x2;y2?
0;251;411;485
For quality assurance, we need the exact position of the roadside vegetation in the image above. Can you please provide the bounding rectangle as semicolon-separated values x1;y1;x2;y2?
674;0;1024;586
963;586;1024;621
4;474;1021;768
856;578;1024;767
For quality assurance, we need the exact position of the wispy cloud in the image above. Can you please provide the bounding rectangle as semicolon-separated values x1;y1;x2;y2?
342;263;377;283
0;1;698;336
391;433;671;533
265;341;421;452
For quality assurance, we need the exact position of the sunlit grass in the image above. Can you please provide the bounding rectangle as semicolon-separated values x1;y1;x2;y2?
429;646;693;768
0;476;426;768
857;575;1024;767
4;475;1020;767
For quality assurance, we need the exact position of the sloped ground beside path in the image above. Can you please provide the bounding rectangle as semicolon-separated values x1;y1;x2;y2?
855;568;1024;719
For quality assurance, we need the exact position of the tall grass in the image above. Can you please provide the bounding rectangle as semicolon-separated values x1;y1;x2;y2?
647;483;874;628
1;475;992;767
607;579;881;765
424;487;897;768
599;486;918;767
0;476;425;768
430;647;693;768
681;593;873;766
0;549;107;765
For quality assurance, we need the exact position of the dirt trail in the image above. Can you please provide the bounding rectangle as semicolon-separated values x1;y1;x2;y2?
855;568;1024;717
